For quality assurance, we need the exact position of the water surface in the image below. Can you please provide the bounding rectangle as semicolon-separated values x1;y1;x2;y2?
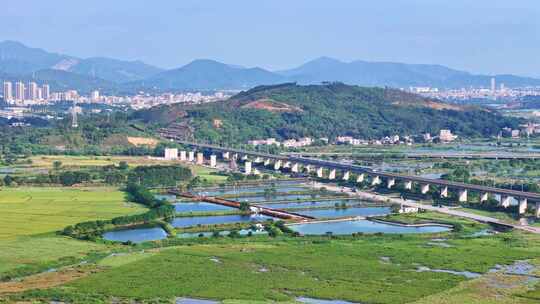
290;220;451;235
103;227;167;243
174;202;234;213
171;214;273;228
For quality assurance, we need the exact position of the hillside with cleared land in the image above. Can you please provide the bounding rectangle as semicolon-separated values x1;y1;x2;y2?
136;82;521;143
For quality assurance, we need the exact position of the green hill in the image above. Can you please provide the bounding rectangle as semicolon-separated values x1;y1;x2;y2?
137;82;521;143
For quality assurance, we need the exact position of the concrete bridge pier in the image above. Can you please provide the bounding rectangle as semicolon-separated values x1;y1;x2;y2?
196;152;204;165
245;161;252;175
387;178;395;189
222;151;230;160
264;158;271;166
404;180;413;190
500;195;511;208
458;189;468;202
188;151;195;162
241;155;248;161
274;160;282;170
233;153;239;161
305;165;313;173
210;155;217;167
283;161;291;169
421;184;430;194
440;186;448;198
254;157;263;163
480;192;489;203
518;198;527;215
316;167;324;178
371;175;381;186
180;150;187;161
356;174;365;183
291;163;300;173
536;202;540;218
342;171;350;181
328;169;336;180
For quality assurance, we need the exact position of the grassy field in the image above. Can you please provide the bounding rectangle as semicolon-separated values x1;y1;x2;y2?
32;226;538;304
0;187;146;240
0;186;146;278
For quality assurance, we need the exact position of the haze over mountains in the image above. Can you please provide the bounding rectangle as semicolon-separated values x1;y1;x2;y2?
1;40;540;94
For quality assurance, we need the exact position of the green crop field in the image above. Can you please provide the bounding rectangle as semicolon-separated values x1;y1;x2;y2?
0;187;146;279
59;230;540;304
0;187;146;240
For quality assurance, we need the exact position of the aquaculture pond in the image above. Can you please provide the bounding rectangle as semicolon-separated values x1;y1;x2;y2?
170;214;274;228
254;199;367;210
178;229;268;238
297;207;392;219
289;219;451;235
174;201;234;213
102;227;168;243
192;181;309;197
235;193;322;202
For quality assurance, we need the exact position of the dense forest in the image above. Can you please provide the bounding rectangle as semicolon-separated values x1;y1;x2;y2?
137;83;522;144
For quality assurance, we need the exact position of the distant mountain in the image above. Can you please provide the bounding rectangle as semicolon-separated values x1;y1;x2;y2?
1;41;539;93
0;41;161;84
279;57;540;89
0;40;73;75
0;69;118;95
136;83;521;143
128;59;285;91
67;57;162;83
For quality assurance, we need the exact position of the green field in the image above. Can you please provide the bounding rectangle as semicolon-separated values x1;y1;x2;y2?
0;187;146;240
0;187;146;279
40;228;539;304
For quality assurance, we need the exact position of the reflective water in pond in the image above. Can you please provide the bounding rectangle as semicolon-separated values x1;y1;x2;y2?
102;227;167;243
174;202;234;213
254;199;359;210
417;266;481;278
235;194;318;202
193;181;308;196
296;297;360;304
178;229;268;238
171;214;273;228
297;207;391;219
290;220;451;235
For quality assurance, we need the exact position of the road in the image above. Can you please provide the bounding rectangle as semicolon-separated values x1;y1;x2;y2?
308;182;540;234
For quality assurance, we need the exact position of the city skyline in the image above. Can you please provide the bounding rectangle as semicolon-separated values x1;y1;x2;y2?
1;1;539;77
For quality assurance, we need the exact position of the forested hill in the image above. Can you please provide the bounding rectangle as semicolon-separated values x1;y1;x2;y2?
135;83;521;143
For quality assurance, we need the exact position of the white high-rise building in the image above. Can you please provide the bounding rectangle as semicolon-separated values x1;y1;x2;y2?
3;81;13;102
91;90;100;102
490;77;496;93
15;82;25;101
27;82;38;100
42;84;50;100
37;87;43;100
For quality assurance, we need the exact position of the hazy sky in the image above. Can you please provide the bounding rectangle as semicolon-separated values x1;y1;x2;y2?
2;0;539;76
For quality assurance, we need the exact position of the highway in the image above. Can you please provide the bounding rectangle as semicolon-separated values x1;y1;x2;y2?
167;138;540;202
284;151;540;160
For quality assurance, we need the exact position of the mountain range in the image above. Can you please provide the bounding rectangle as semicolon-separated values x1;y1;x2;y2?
1;40;540;94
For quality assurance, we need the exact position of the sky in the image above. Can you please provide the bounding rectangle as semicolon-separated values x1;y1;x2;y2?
1;0;539;77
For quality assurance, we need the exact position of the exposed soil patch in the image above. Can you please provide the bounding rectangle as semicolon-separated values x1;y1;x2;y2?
127;137;159;147
241;99;303;113
0;265;100;294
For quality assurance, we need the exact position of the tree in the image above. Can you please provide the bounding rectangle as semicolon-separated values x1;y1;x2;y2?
118;161;129;170
239;202;251;212
53;160;62;171
4;175;13;186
